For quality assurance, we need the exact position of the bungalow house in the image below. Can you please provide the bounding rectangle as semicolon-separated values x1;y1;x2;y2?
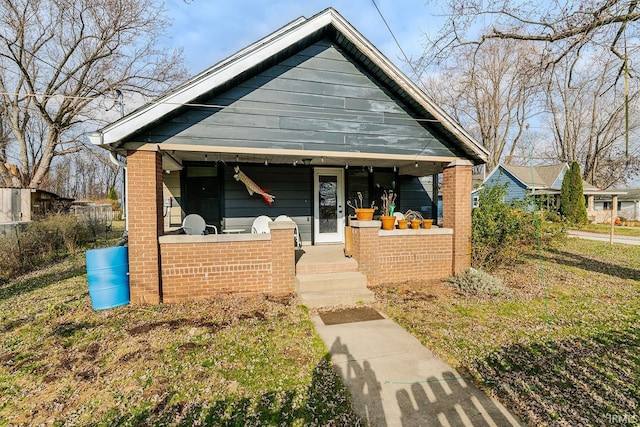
474;163;623;223
89;8;487;304
593;188;640;222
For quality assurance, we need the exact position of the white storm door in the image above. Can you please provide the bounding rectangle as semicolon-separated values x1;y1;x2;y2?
313;168;345;244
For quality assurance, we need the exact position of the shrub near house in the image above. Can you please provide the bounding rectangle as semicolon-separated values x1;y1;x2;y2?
472;184;565;269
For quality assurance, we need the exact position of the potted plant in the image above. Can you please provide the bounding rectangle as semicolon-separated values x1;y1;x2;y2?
397;218;409;229
380;190;397;230
347;192;376;221
404;210;423;229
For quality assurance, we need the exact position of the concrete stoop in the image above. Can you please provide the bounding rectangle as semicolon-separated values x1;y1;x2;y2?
295;246;374;308
296;271;375;308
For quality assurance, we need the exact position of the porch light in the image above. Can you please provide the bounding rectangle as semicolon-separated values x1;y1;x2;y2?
345;162;349;169
369;166;373;173
302;158;312;166
264;159;268;166
415;162;419;168
393;165;397;172
204;154;208;161
293;160;297;166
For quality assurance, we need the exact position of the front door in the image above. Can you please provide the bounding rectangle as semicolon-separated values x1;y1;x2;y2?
314;168;345;244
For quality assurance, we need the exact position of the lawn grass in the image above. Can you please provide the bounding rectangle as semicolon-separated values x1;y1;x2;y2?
0;228;361;426
375;238;640;426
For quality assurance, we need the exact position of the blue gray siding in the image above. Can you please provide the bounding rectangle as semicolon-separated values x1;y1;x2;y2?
551;167;567;188
222;165;312;241
484;167;529;203
141;39;464;158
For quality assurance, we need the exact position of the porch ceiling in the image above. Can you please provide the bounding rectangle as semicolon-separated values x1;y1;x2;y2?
162;148;448;176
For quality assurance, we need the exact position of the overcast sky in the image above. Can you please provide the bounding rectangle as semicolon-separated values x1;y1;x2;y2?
163;0;438;78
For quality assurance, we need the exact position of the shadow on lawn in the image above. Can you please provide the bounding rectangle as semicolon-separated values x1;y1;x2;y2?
92;356;363;427
0;264;86;300
539;248;640;281
473;325;640;426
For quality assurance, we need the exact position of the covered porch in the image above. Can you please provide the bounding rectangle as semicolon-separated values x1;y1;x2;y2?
125;148;472;304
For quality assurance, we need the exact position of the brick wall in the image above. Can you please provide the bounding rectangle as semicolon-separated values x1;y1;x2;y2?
351;221;453;285
443;160;473;275
159;223;296;302
127;149;163;304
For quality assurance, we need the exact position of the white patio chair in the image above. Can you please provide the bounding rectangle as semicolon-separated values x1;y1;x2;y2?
393;212;404;225
251;215;273;234
182;214;218;235
274;215;302;249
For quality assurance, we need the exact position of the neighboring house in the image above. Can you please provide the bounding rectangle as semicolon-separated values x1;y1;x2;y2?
593;189;640;221
473;163;624;223
0;187;62;223
89;8;488;304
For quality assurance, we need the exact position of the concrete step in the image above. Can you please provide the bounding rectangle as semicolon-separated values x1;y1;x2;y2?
297;288;375;308
296;271;368;293
296;256;359;275
296;270;375;308
295;245;359;275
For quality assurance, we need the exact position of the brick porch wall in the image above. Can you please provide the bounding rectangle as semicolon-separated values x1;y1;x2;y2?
442;160;473;275
159;222;296;302
351;221;454;285
127;149;163;304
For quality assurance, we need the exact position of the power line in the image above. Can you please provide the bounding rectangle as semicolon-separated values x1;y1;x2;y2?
0;90;447;124
370;0;424;85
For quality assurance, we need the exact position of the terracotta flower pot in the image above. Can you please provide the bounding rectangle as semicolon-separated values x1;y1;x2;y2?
410;219;421;229
423;219;433;229
355;208;375;221
380;216;395;230
397;219;408;229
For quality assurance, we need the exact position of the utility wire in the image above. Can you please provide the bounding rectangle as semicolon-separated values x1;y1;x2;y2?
370;0;425;86
0;90;447;123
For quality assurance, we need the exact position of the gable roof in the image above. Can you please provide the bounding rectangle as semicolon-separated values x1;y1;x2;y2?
501;164;566;189
89;8;488;165
483;163;619;196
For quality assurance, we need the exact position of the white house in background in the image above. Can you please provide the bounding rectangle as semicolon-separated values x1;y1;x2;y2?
593;189;640;221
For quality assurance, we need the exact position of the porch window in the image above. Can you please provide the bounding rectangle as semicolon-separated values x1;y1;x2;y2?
346;169;370;208
602;201;621;210
183;165;222;229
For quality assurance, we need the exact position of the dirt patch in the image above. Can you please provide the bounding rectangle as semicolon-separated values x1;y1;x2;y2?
127;318;233;336
371;279;456;305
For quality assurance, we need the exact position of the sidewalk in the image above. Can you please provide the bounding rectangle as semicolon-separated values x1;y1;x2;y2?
567;230;640;245
313;309;521;426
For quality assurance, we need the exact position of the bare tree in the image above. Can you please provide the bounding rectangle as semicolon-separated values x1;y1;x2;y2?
426;0;640;70
422;39;544;171
0;0;186;189
44;146;120;199
545;48;640;188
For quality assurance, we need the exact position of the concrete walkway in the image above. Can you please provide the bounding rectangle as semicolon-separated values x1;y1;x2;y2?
567;230;640;245
313;313;521;427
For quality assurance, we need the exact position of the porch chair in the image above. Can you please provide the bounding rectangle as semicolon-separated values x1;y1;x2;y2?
393;212;404;225
182;214;218;235
274;215;302;249
251;215;273;234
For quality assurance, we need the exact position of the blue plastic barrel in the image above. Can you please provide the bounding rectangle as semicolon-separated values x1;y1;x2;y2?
86;246;130;310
